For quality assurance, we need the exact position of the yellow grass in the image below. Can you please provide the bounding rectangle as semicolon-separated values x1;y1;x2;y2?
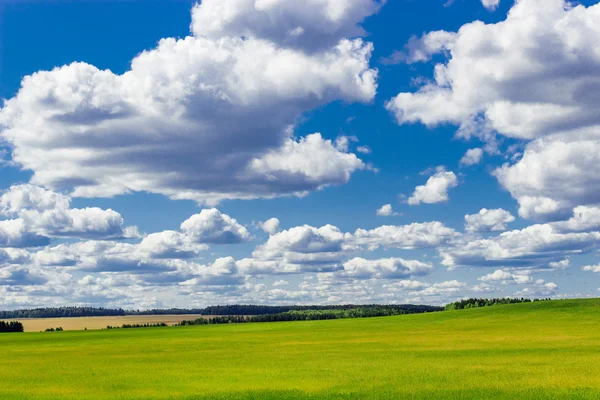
1;314;208;332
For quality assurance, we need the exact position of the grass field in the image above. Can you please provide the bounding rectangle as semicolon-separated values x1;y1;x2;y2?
1;314;209;332
1;299;600;399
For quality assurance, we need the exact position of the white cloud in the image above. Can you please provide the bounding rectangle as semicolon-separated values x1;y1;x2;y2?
0;248;30;265
356;145;372;154
548;259;570;270
247;224;349;273
494;138;600;220
30;208;248;273
465;208;515;233
414;280;468;296
582;264;600;273
511;195;566;222
272;279;289;287
0;2;378;205
342;257;433;280
515;281;559;297
478;269;531;284
259;218;280;235
382;30;456;64
136;231;208;260
376;204;398;217
460;148;483;166
352;221;459;250
179;257;243;287
408;170;458;205
0;184;69;214
0;265;48;286
387;0;600;139
0;185;138;242
383;280;430;291
481;0;500;11
441;223;600;270
0;219;50;248
386;0;600;220
249;133;365;193
471;283;495;293
190;0;384;51
180;208;250;244
552;206;600;232
238;220;458;275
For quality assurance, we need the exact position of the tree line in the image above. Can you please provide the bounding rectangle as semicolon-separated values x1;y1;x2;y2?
0;321;24;333
0;307;127;319
106;322;168;329
178;306;439;326
0;304;443;319
199;304;441;315
445;298;551;310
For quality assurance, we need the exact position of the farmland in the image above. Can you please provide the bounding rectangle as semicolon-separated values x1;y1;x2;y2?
1;298;600;399
0;314;209;332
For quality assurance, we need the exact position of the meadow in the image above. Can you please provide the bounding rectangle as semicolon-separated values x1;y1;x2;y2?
1;314;208;332
1;298;599;399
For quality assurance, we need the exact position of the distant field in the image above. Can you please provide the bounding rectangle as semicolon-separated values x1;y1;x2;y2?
1;299;600;399
1;314;209;332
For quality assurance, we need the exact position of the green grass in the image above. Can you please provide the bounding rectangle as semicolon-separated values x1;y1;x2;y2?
1;299;600;399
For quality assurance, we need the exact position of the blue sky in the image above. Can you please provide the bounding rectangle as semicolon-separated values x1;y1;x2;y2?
0;0;599;309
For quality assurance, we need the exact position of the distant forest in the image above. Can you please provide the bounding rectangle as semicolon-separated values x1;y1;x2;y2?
445;298;550;310
0;321;24;333
178;306;436;327
0;304;443;319
0;299;552;320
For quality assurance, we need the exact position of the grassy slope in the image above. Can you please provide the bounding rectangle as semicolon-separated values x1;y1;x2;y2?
1;299;599;399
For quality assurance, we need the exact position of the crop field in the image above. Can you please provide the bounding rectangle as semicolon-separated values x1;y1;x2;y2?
1;299;600;399
0;314;210;332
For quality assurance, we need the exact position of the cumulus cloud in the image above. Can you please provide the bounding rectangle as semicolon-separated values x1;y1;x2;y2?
551;206;600;233
382;280;430;291
460;148;483;166
0;1;379;205
441;223;600;270
245;224;350;274
386;0;600;220
465;208;515;233
238;220;458;275
180;208;250;244
0;265;48;286
515;281;559;297
582;264;600;273
0;248;30;265
382;30;456;64
481;0;500;11
259;218;280;235
190;0;384;52
342;257;433;279
494;137;600;220
408;170;458;205
413;280;468;297
477;271;558;297
548;259;570;270
179;257;243;287
0;185;137;242
478;269;531;284
0;219;50;248
353;221;460;250
376;204;398;216
31;208;248;273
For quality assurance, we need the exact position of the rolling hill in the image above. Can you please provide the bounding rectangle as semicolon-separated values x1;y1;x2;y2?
1;298;599;399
